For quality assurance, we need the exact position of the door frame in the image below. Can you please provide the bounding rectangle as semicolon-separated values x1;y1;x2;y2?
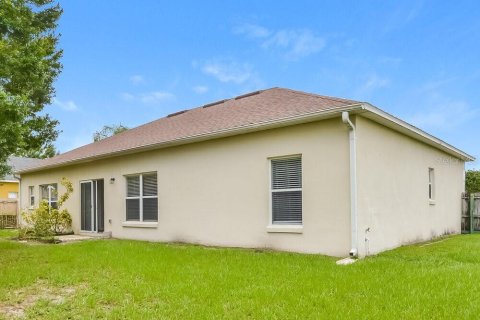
80;180;96;232
80;179;104;233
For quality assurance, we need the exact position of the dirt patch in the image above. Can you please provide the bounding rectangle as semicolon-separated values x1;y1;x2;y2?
0;280;85;318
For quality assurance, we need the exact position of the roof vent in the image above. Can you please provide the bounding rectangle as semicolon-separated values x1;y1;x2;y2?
234;90;262;100
167;110;187;118
202;99;227;108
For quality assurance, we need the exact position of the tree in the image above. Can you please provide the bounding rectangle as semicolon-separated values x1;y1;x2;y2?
93;124;129;142
466;170;480;194
0;0;63;176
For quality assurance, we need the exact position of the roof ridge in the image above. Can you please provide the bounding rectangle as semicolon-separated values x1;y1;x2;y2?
273;87;360;104
35;87;360;158
20;87;389;173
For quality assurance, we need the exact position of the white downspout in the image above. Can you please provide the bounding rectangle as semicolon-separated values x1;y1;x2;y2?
342;112;358;258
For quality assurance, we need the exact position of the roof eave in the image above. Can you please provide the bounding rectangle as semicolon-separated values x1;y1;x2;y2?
18;101;474;175
18;103;366;174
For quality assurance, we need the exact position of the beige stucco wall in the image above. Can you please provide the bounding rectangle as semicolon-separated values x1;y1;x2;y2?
20;119;352;257
355;116;465;256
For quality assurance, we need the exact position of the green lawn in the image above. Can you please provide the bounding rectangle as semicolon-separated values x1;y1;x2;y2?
1;230;480;319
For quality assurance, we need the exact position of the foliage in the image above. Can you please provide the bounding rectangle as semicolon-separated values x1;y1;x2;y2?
0;91;29;176
466;170;480;194
0;0;63;176
20;177;73;240
93;124;129;142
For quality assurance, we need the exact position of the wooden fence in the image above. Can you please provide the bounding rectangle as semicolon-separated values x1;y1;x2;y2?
0;199;17;228
461;193;480;233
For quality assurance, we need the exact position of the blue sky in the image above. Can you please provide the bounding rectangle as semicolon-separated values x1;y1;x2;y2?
49;1;480;167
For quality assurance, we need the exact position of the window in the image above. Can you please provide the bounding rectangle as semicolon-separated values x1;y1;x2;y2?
428;168;435;200
125;172;158;222
39;183;58;209
271;156;302;224
28;186;35;206
8;192;18;199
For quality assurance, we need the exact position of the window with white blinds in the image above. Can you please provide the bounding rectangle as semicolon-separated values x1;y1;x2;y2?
271;156;302;224
125;173;158;222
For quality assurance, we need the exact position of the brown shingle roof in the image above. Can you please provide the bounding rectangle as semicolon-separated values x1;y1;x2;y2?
19;87;361;173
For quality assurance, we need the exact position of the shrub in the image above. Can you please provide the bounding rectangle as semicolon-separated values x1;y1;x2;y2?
20;177;73;240
466;170;480;194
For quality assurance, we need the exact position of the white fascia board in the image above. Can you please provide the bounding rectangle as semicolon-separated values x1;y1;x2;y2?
361;103;475;162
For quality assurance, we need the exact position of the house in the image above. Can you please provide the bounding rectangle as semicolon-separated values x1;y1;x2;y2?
0;157;44;226
17;88;474;257
1;157;46;199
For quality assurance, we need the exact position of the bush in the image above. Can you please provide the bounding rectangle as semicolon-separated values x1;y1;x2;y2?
20;177;73;240
466;170;480;194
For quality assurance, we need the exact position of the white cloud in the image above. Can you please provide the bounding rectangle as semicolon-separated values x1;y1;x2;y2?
130;75;145;85
120;91;175;105
379;56;403;67
382;2;424;35
140;91;175;104
357;74;391;94
120;92;135;101
235;23;326;59
53;98;78;111
407;78;478;131
202;60;253;84
234;23;271;39
408;100;478;130
192;85;208;94
418;78;456;93
263;29;325;59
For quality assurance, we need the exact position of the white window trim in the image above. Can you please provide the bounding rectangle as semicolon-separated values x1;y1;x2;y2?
266;225;303;233
122;221;158;228
267;154;303;230
28;186;35;208
7;192;18;199
125;172;158;223
428;167;435;201
39;183;58;208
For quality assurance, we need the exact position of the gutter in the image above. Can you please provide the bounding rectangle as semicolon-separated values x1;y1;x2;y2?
342;111;358;258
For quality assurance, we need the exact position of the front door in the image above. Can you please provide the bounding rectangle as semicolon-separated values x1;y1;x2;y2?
80;180;104;232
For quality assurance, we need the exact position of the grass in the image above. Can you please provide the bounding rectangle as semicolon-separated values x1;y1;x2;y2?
1;230;480;319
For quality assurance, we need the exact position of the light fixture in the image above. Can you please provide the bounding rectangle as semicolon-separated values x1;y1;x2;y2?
110;177;115;184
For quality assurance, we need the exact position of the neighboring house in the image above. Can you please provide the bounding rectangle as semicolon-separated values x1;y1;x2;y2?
1;157;45;200
0;157;44;224
17;88;474;257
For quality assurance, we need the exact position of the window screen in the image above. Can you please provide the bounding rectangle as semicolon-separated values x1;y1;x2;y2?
125;173;158;222
39;183;58;209
271;157;302;224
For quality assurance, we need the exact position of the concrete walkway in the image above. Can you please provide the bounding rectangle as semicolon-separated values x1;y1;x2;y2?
55;234;95;243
